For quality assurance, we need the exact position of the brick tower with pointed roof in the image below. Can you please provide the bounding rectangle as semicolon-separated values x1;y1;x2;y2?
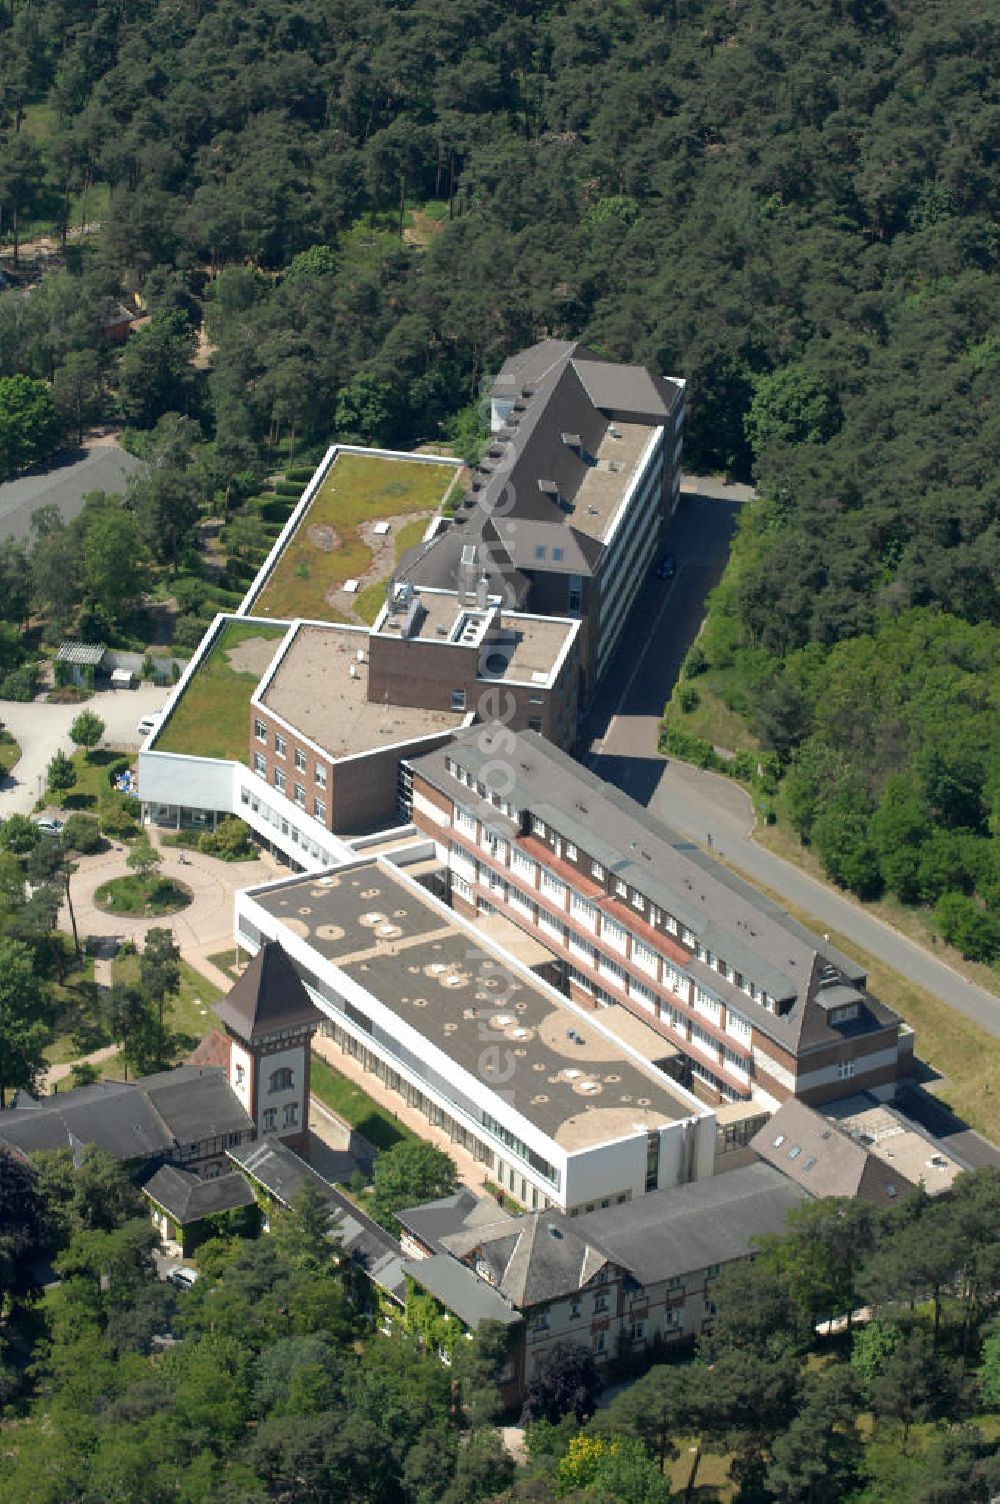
214;942;321;1155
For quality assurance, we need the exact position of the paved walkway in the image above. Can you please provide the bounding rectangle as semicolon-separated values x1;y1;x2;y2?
64;830;279;955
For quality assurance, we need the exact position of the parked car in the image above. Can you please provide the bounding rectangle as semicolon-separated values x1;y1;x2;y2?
657;551;677;579
137;713;162;738
166;1266;200;1291
32;816;64;836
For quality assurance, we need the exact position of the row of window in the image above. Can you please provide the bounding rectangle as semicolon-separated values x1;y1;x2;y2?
462;853;756;1071
253;754;328;823
459;802;776;1025
255;720;328;786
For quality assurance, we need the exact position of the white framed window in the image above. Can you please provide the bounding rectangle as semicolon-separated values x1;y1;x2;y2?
600;915;627;954
532;817;546;837
631;891;645;911
591;860;605;880
254;718;267;741
262;1108;277;1131
274;768;287;793
293;782;306;808
294;748;306;772
538;910;564;943
665;913;679;935
838;1058;857;1080
283;1101;298;1127
663;960;688;998
274;732;287;758
570;891;597;930
592;1330;606;1354
614;879;628;898
564;841;577;861
540;869;566;903
593;1292;609;1313
511;847;536;882
682;927;696;946
508;886;534;920
451;688;466;711
454;805;477;837
632;939;659;979
726;1008;751;1044
313;797;326;823
568;933;595;967
629;978;656;1013
315;763;327;788
253;751;266;776
598;954;626;989
630;1320;645;1344
452;873;474;903
693;987;721;1025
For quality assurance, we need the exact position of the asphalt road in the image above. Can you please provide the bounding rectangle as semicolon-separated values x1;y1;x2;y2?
583;477;1000;1041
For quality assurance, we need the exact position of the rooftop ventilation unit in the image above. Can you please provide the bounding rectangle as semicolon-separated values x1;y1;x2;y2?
561;432;582;448
608;423;622;438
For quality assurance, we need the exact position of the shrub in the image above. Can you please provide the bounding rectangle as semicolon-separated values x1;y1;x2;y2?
677;683;700;714
99;790;140;840
62;813;102;854
0;664;37;701
273;480;303;498
730;750;756;782
284;466;315;484
106;757;130;787
260;499;294;524
141;654;154;680
683;643;708;677
0;814;39;853
197;817;253;860
173;615;209;650
661;725;718;769
53;658;72;688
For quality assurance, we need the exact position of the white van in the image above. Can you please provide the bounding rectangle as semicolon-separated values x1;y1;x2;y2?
166;1266;199;1291
136;713;162;738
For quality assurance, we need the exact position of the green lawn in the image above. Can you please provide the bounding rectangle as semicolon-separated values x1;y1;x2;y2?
94;874;191;916
720;859;1000;1145
207;948;241;980
662;676;761;755
0;729;20;777
153;618;286;762
311;1054;418;1152
248;452;457;622
113;954;224;1049
58;748;127;811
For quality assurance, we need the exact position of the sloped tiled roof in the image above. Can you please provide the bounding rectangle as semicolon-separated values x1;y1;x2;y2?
142;1164;255;1223
215;941;321;1042
751;1099;918;1208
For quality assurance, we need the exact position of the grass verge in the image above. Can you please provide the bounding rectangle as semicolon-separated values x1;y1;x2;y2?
206;948;241;981
311;1053;418;1152
720;858;1000;1144
0;728;20;776
662;678;761;754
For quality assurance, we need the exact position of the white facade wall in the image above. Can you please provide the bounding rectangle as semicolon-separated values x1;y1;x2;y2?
235;863;714;1213
229;1039;253;1118
258;1041;305;1135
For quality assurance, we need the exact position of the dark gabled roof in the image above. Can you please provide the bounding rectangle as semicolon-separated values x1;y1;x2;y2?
412;726;903;1056
401;339;680;596
215;941;321;1042
0;1080;172;1163
573;1162;808;1286
142;1164;256;1223
396;1189;509;1255
140;1066;253;1146
227;1139;407;1300
402;1254;522;1330
443;1211;610;1308
751;1099;918;1208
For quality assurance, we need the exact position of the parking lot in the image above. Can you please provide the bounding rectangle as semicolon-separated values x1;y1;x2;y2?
0;681;167;819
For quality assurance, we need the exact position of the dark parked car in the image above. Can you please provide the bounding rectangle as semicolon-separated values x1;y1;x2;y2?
657;552;676;580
